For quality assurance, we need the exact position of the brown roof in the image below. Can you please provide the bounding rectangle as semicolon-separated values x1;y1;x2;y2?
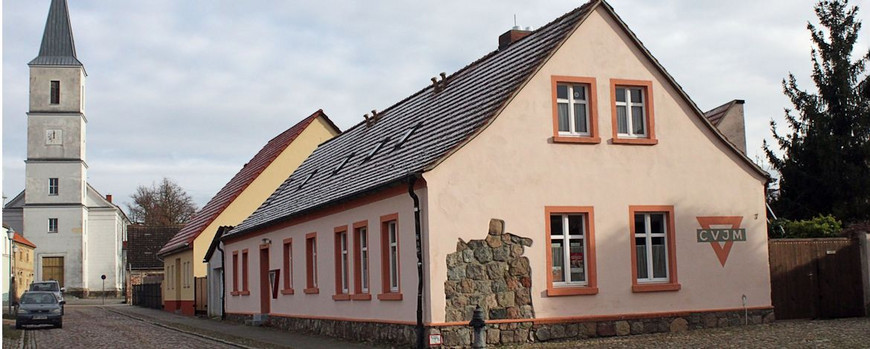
704;99;744;126
128;225;182;269
158;110;339;256
13;232;36;249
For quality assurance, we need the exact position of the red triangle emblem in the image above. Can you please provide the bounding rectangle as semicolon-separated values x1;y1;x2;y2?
696;217;743;267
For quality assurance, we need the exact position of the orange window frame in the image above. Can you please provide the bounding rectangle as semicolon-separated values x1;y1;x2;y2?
628;205;680;292
281;238;294;295
378;213;402;301
352;220;372;300
551;76;600;144
610;79;657;145
304;232;319;294
544;206;598;296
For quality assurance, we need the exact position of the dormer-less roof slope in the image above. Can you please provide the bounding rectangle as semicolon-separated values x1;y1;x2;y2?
29;0;82;67
227;2;598;238
13;232;37;249
159;110;340;256
704;99;743;127
128;225;182;270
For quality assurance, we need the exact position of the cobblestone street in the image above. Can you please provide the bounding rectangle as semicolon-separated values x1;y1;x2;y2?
24;305;237;349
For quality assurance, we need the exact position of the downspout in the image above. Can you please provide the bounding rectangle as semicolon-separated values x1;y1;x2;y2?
217;241;226;320
408;174;424;349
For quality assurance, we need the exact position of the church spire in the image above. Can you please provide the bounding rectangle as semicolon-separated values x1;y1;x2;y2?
28;0;82;67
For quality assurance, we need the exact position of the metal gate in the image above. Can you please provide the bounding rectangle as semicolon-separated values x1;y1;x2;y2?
194;277;207;315
132;283;162;310
769;238;865;319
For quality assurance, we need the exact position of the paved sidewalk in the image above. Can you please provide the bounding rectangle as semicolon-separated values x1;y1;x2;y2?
101;304;384;349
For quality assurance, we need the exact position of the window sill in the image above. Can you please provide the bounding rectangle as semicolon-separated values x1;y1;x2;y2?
239;290;251;296
304;287;320;294
611;137;658;145
632;282;681;293
352;293;372;301
230;291;240;296
546;286;598;296
553;136;601;144
332;294;351;301
281;288;295;295
377;292;403;301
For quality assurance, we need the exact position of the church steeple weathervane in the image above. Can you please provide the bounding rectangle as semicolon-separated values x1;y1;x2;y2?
28;0;83;67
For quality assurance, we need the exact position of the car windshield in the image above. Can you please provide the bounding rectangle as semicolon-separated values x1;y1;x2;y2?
20;293;57;305
30;283;58;292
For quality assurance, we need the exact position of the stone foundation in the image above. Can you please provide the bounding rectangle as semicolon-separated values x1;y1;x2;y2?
225;308;773;348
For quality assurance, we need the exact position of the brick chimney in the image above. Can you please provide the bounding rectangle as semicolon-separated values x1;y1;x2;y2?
106;194;112;203
498;26;532;50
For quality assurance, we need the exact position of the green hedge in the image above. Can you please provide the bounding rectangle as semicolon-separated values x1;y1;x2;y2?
769;215;843;239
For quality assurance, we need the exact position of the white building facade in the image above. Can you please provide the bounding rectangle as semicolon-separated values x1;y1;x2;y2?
3;0;128;297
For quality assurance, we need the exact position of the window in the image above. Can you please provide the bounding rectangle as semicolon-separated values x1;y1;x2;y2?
332;154;353;176
364;138;389;162
49;178;59;196
48;218;58;233
305;233;319;294
629;206;680;292
551;76;599;144
352;221;371;300
333;226;350;300
298;171;316;190
545;206;598;296
241;249;250;295
610;79;657;145
232;251;239;295
50;80;60;104
282;238;294;294
394;122;422;149
378;213;402;300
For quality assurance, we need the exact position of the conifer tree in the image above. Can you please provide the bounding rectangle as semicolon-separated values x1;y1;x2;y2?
765;0;870;222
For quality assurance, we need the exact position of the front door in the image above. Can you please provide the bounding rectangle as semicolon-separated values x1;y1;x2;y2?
42;257;64;287
259;247;270;314
174;258;182;311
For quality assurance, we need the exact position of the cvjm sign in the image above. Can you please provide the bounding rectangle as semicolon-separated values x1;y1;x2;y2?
695;216;745;267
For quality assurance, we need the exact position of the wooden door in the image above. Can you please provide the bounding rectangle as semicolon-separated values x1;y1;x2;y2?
260;247;270;314
42;257;64;287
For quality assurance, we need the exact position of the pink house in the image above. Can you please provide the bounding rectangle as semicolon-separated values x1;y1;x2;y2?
222;1;773;346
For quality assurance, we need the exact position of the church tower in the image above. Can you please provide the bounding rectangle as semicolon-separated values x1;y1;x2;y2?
23;0;89;295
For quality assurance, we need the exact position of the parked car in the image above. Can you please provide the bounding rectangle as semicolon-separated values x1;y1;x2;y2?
29;280;64;314
15;291;64;329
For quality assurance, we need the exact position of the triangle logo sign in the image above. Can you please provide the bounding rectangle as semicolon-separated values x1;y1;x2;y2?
696;216;744;267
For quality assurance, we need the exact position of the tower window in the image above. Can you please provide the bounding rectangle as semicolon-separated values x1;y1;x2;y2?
49;178;59;196
48;218;58;233
50;81;60;104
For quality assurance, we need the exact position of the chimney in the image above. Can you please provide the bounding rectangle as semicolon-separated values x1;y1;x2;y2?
499;26;532;50
106;194;112;203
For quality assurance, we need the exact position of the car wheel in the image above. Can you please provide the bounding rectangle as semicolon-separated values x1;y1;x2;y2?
56;320;63;329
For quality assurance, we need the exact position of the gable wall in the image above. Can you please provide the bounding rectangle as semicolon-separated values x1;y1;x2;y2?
191;116;339;278
424;6;769;323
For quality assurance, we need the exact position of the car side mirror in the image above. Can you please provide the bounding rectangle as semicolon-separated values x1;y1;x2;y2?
59;300;66;305
60;287;65;293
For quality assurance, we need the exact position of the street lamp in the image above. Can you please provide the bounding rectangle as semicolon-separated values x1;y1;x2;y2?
7;228;15;315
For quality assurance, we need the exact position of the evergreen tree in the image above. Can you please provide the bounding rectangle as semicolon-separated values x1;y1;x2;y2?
765;0;870;222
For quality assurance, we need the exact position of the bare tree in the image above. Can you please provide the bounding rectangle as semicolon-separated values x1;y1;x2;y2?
127;177;197;225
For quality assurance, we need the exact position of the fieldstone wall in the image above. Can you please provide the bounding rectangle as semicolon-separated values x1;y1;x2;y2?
444;218;535;322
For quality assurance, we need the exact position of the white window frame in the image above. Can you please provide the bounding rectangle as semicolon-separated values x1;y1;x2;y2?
615;86;647;138
388;221;399;292
550;214;588;287
556;83;591;136
48;218;58;233
49;178;59;196
635;212;669;283
359;227;369;293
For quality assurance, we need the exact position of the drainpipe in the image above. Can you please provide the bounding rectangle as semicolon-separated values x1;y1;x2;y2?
218;241;226;320
408;175;424;349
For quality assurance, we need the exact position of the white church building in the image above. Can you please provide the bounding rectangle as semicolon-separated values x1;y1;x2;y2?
3;0;129;297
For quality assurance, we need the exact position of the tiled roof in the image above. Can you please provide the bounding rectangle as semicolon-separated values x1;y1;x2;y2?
158;110;339;256
127;225;181;270
13;232;36;249
227;1;597;237
29;0;82;67
704;99;742;127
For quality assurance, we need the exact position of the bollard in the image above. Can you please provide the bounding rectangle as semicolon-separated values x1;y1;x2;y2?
469;305;486;349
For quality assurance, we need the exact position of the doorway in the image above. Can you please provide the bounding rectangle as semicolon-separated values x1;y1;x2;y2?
259;246;270;314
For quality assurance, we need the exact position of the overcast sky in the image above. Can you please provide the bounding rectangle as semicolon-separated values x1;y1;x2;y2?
3;0;869;212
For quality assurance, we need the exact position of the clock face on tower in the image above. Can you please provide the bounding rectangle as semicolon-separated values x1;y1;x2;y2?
45;129;63;145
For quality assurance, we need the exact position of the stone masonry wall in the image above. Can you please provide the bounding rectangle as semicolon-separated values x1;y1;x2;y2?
444;219;535;322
